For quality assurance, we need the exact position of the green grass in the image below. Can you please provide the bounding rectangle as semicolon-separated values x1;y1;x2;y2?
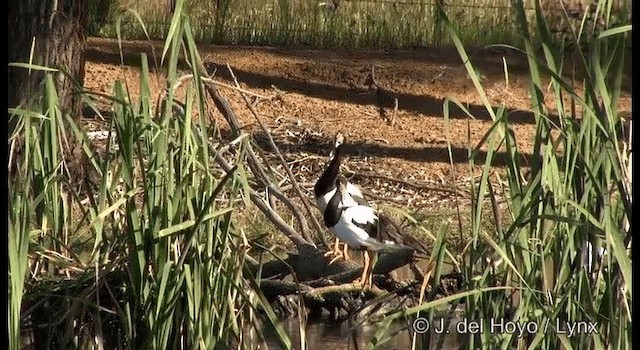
366;0;632;349
8;0;631;349
91;0;630;49
9;1;293;348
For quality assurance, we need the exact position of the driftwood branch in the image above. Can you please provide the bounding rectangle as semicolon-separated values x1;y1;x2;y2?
197;63;315;247
256;247;415;296
260;279;386;303
305;247;415;286
225;64;329;248
248;245;433;319
246;243;416;284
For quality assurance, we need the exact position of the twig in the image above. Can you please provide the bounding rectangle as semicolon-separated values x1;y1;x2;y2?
207;140;309;247
163;73;275;101
286;155;322;166
226;64;330;248
323;111;382;122
359;190;412;207
267;184;310;235
215;132;250;154
251;193;308;247
191;64;313;248
201;76;274;100
200;80;312;243
353;171;468;198
248;138;283;183
202;72;278;188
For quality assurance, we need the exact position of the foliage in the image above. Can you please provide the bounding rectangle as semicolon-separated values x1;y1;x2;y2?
9;1;291;348
91;0;630;49
368;0;631;348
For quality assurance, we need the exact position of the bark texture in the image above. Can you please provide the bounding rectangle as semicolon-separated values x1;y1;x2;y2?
8;0;88;119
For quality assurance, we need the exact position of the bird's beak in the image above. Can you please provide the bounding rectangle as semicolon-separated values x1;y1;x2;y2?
334;133;345;148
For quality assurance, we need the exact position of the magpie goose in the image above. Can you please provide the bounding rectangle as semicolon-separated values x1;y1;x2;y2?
314;133;367;262
324;175;407;288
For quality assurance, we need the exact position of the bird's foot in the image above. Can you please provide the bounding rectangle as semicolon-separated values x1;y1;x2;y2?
328;254;345;265
324;249;343;265
352;278;365;287
352;278;371;289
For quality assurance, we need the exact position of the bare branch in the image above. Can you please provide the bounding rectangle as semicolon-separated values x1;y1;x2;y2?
250;193;308;247
266;184;310;235
225;64;330;248
201;77;274;100
206;136;310;247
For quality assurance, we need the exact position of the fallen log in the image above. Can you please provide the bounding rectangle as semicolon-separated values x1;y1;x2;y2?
245;243;426;318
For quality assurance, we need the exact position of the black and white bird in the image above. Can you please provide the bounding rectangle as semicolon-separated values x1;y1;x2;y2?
314;133;367;262
324;175;419;288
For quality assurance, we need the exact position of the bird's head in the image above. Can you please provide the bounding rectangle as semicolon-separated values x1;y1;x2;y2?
334;175;348;195
334;132;345;149
334;175;360;209
329;133;346;160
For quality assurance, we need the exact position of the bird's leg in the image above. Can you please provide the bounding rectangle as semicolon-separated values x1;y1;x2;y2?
355;250;370;288
324;238;343;263
328;249;346;265
332;238;341;255
329;242;352;265
367;252;379;288
342;243;351;261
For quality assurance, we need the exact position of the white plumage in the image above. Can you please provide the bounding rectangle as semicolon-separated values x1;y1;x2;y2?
315;182;364;212
331;196;376;248
324;176;391;287
314;133;367;262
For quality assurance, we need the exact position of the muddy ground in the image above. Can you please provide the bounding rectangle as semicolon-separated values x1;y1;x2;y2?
83;37;632;217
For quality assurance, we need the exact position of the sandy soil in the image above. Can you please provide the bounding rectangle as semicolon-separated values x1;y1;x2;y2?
82;37;632;210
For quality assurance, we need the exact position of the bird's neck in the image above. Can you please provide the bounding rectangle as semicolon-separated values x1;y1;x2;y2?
339;190;359;208
324;188;345;227
313;149;342;197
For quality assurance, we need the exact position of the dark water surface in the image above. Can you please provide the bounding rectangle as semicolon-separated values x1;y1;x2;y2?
248;259;463;349
253;316;463;350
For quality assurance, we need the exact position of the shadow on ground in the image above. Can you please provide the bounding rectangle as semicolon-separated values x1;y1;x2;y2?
86;44;560;126
251;131;536;168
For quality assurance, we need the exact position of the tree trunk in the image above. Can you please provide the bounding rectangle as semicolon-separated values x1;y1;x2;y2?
8;0;88;121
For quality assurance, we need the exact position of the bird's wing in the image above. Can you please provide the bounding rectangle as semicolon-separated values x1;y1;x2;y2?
353;194;368;206
348;206;379;238
345;182;367;205
377;213;430;254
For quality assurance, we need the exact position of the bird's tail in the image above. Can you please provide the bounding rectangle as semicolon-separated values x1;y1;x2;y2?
366;238;430;259
412;252;430;260
377;214;430;256
365;238;409;254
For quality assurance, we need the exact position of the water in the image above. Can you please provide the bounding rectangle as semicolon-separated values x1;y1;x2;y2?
245;258;464;349
252;316;463;350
